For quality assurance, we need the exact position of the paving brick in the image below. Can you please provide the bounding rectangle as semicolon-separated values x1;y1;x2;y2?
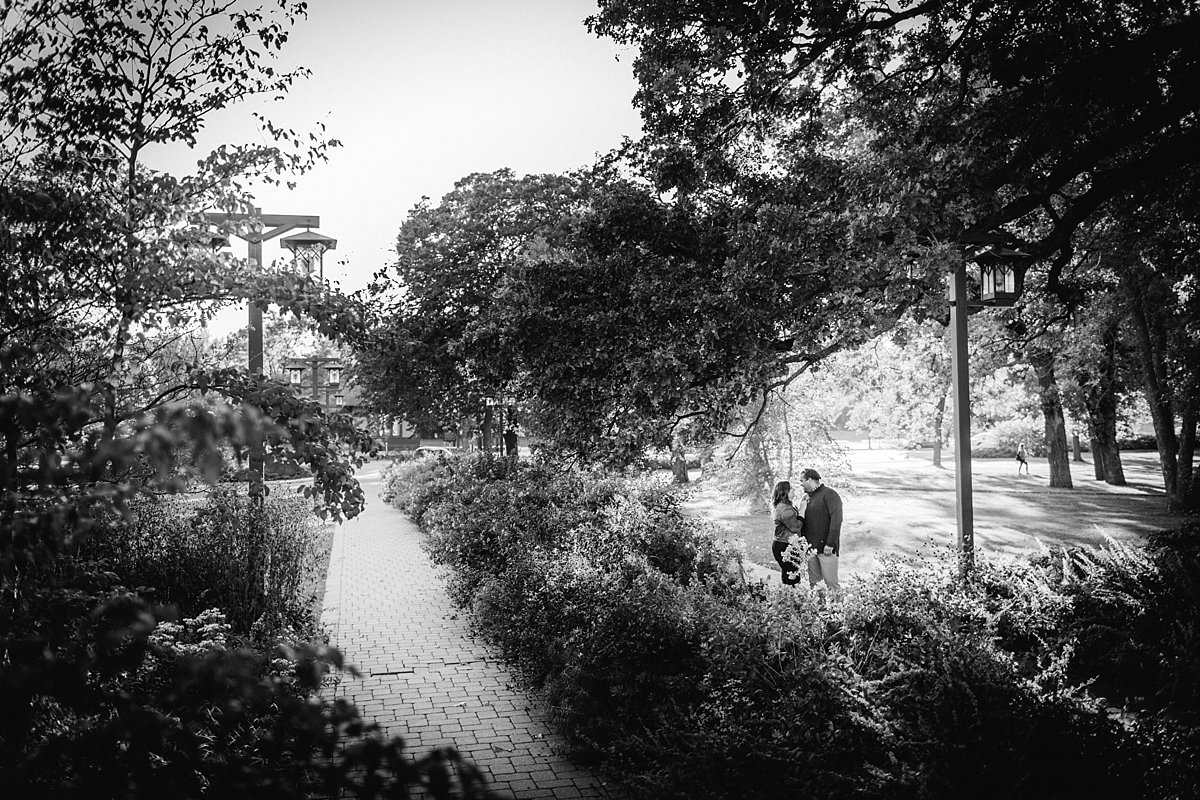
321;463;618;800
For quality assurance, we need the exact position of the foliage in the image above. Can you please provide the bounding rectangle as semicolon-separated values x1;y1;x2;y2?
356;168;795;464
582;0;1200;501
0;0;374;522
384;459;1192;799
1;579;505;799
973;417;1046;458
1019;523;1200;721
704;403;851;505
840;553;1140;799
588;0;1200;278
83;489;328;642
0;1;499;796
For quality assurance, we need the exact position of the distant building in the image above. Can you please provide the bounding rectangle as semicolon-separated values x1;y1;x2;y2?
280;356;460;454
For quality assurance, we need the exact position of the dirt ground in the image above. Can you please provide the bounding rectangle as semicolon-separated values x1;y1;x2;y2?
681;448;1180;579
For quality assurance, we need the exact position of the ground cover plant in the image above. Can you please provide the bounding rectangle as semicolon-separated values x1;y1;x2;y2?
386;454;1199;800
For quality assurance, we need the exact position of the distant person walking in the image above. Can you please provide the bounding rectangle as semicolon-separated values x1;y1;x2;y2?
1016;442;1030;475
799;468;842;599
770;481;804;586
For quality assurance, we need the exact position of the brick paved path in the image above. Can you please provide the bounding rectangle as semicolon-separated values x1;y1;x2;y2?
321;463;615;799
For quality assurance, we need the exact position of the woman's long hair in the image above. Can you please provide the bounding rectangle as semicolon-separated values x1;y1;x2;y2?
771;481;793;507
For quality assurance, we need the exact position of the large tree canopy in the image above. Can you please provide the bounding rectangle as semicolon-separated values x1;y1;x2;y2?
357;1;1200;484
355;162;943;462
589;0;1200;295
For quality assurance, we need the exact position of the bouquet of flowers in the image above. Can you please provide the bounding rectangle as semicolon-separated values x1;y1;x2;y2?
781;534;811;567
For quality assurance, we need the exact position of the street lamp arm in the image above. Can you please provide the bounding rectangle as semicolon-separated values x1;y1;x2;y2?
201;212;320;228
258;223;309;243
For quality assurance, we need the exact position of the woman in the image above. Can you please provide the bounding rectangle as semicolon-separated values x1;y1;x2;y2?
771;480;805;586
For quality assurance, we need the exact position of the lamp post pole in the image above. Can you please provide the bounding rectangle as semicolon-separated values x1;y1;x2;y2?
203;207;322;489
949;254;975;580
949;239;1032;580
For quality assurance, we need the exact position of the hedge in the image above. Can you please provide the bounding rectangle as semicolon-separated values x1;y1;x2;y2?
384;454;1199;799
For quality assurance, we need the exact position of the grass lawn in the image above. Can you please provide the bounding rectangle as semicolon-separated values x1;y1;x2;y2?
682;448;1179;581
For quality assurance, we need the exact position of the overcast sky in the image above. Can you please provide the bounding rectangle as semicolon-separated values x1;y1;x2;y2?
150;0;643;326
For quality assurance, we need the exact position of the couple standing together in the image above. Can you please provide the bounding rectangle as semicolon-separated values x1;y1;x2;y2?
771;468;842;596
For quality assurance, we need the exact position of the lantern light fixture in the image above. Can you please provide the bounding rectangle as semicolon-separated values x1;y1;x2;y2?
280;229;338;281
970;245;1033;306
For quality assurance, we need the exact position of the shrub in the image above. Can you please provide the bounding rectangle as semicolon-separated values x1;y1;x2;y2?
1024;524;1200;720
84;488;328;642
970;528;1200;798
1116;433;1158;450
637;450;701;471
388;457;1168;799
2;586;501;798
843;553;1140;799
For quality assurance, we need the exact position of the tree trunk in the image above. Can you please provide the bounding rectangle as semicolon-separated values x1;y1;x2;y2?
482;406;494;457
931;391;947;468
1072;433;1084;462
1085;387;1126;485
1180;404;1197;511
670;436;690;484
1031;350;1073;488
1128;294;1181;510
782;403;795;477
1089;433;1106;480
1078;320;1126;485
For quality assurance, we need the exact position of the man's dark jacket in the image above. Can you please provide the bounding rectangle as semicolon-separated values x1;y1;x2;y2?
803;485;843;556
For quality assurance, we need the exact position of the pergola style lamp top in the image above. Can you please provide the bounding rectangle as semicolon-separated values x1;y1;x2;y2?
280;229;337;253
280;229;337;279
970;245;1033;306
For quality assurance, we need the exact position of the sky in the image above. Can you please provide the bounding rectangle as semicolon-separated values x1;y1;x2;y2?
149;0;644;329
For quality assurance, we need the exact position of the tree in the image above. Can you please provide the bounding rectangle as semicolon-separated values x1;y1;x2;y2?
579;2;1200;440
0;3;488;796
354;169;593;442
1106;196;1200;511
358;160;931;464
1038;171;1200;510
818;320;955;464
589;1;1200;286
1056;295;1132;486
1;0;370;514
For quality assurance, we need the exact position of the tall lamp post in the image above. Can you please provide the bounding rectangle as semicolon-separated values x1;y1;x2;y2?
950;237;1032;579
202;207;326;487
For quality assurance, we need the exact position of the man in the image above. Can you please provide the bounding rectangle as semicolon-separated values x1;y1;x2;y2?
799;467;842;598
